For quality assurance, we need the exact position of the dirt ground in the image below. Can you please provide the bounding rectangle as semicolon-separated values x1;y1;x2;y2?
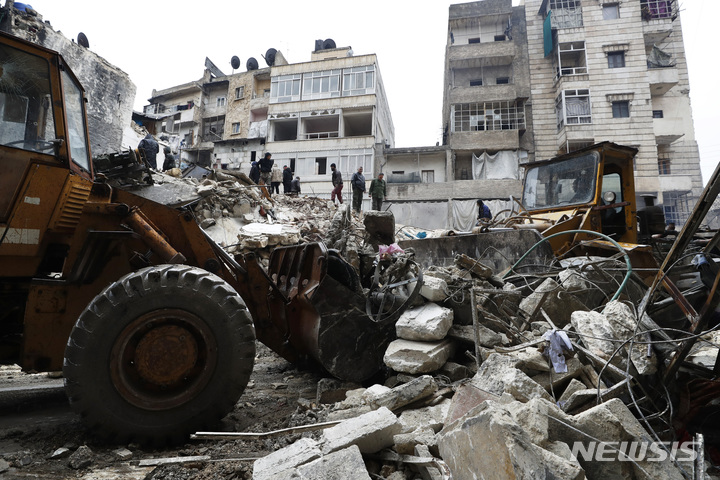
0;342;327;479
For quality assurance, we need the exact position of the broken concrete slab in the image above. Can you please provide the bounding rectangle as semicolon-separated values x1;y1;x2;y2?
471;353;553;403
419;275;449;302
364;211;395;249
322;406;402;454
368;375;438;411
557;378;586;406
383;339;455;374
520;278;588;327
296;445;371;480
396;303;454;341
531;356;584;392
393;427;437;455
252;437;323;480
447;324;503;348
398;399;451;433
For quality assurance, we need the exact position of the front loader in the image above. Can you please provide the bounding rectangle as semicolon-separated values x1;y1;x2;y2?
0;32;419;444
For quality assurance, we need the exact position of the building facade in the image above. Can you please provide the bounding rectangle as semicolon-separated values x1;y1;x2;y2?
525;0;701;224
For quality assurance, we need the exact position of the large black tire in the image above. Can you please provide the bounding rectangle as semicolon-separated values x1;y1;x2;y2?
63;265;256;445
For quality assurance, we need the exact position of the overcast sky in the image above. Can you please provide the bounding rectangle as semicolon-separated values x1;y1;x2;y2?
23;0;719;184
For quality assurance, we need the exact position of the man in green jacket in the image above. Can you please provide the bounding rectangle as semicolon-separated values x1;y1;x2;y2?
368;172;386;211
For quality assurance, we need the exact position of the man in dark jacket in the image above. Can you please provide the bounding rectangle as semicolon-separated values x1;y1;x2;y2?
350;166;366;213
282;165;293;193
330;163;343;204
290;176;301;195
162;146;176;171
258;152;274;186
368;172;386;211
138;134;159;169
249;161;261;184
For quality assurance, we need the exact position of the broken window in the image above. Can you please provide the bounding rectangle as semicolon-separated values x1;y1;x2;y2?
556;89;591;130
549;0;583;29
302;69;341;100
647;45;675;68
202;116;225;141
270;74;301;103
342;65;375;96
612;101;630;118
272;118;298;141
607;51;625;69
452;101;525;132
555;42;587;79
343;109;373;137
603;3;620;19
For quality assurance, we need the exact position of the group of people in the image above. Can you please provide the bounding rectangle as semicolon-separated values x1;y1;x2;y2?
249;153;301;195
329;164;387;213
138;133;177;171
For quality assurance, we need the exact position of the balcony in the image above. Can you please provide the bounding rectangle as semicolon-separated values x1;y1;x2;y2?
648;66;678;95
653;117;684;145
448;41;516;68
450;84;521;104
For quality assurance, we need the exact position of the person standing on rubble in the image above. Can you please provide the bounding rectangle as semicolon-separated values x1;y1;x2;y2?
259;152;274;187
330;163;344;204
138;133;159;170
249;161;261;184
162;146;176;171
350;166;366;213
369;172;386;211
270;164;282;196
291;176;301;195
282;165;293;193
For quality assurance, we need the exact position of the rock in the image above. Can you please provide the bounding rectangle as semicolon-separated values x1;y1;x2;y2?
368;375;438;411
113;448;133;460
252;437;322;480
438;361;471;382
322;406;402;454
393;427;437;455
49;447;71;459
384;339;455;374
446;324;503;348
68;445;93;470
0;459;8;473
519;278;588;327
531;356;584;392
571;310;618;360
557;378;586;407
414;444;443;480
317;378;361;404
396;303;453;341
200;218;216;229
420;276;449;302
446;380;503;424
398;399;451;433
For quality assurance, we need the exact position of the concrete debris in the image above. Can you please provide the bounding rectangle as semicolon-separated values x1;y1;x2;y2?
67;445;93;470
131;171;702;479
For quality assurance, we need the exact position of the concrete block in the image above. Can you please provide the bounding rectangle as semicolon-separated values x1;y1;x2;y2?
472;353;553;403
504;346;551;373
393;427;437;455
384;339;455;374
519;278;588;327
557;378;586;406
420;276;449;302
369;375;438;411
396;303;453;341
252;437;322;480
414;444;443;480
531;356;584;392
322;406;401;454
447;324;503;348
399;399;451;433
361;384;393;406
446;381;503;425
296;445;371;480
438;361;471;382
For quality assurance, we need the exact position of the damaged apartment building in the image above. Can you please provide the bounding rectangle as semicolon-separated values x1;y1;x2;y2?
141;40;394;207
385;0;702;230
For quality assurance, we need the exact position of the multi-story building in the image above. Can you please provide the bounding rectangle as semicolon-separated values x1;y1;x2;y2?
142;44;394;203
525;0;701;224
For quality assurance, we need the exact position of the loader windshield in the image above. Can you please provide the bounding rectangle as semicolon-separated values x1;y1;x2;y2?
61;70;91;172
0;43;57;153
522;152;599;210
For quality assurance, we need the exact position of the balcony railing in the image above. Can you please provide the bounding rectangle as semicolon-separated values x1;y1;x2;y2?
641;0;676;20
303;131;339;140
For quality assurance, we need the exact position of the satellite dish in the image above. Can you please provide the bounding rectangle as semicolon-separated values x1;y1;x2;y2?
230;55;241;70
323;38;336;50
77;32;89;48
264;48;277;67
246;57;259;71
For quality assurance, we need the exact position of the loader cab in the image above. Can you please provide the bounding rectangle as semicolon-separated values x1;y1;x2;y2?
0;31;92;221
521;142;639;245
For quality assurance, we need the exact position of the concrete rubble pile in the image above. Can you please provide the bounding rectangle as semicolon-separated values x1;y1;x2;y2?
140;170;706;479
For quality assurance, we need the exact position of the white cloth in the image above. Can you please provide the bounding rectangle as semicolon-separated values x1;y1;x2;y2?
472;151;519;180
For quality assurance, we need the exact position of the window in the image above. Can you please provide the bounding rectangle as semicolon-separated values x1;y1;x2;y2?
316;157;327;175
608;51;625;68
235;86;244;99
612;101;630;118
496;77;510;85
549;0;583;28
202;116;225;141
494;35;506;42
652;110;664;118
658;156;671;175
556;90;591;129
468;38;481;44
270;74;301;103
470;79;483;87
342;65;375;96
641;0;674;20
555;42;587;78
603;3;619;19
452;101;525;132
392;171;405;175
216;96;226;107
302;69;341;100
422;170;435;183
232;122;240;134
